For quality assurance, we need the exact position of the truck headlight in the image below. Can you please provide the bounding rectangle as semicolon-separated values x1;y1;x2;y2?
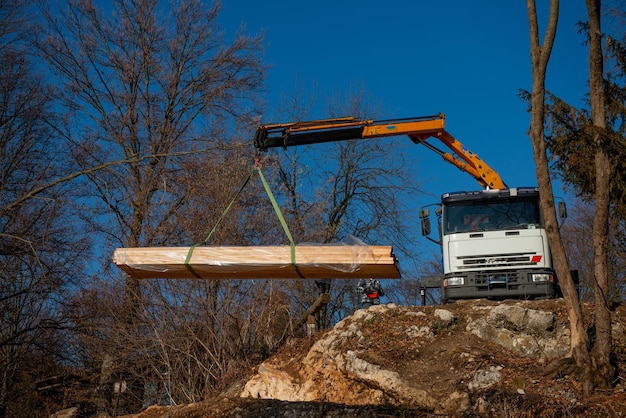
444;277;464;286
531;273;553;282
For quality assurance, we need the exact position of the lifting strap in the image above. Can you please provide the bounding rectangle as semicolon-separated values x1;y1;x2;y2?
184;161;303;278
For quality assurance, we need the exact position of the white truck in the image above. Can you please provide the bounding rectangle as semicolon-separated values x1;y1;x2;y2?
254;114;562;303
419;186;561;303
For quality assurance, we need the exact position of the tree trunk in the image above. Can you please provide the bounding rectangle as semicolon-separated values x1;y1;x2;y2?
526;0;594;394
585;0;615;388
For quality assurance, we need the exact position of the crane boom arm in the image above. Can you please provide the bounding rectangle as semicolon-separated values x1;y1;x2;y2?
254;114;506;190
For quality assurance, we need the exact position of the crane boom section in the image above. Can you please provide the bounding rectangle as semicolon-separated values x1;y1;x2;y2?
409;130;506;190
254;114;506;189
254;115;443;150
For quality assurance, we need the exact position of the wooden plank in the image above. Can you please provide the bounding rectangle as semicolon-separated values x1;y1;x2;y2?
112;245;401;280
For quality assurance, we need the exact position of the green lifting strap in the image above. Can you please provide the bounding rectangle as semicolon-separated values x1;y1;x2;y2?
184;163;302;278
255;165;302;276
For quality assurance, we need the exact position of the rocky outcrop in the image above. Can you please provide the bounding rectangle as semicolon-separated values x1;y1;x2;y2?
241;300;574;415
466;302;570;360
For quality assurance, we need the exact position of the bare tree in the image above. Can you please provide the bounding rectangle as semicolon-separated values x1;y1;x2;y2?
526;0;594;394
35;0;264;263
0;1;91;416
560;198;626;302
585;0;615;388
559;200;596;301
33;0;265;413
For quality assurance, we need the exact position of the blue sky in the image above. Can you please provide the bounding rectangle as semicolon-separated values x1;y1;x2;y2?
219;1;590;202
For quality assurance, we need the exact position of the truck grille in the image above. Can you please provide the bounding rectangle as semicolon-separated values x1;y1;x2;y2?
457;253;537;270
473;270;521;285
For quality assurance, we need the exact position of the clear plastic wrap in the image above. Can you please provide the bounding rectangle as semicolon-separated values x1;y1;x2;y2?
113;235;400;280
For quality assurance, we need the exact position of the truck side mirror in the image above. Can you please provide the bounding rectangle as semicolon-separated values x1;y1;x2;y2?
419;208;429;219
558;201;567;219
421;217;431;236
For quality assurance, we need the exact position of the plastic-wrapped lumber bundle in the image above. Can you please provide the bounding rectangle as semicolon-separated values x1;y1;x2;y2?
112;244;401;280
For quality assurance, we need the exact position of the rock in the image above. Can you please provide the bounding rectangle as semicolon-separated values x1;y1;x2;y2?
438;391;470;416
466;303;569;360
468;366;502;391
242;363;301;400
405;324;433;338
434;308;456;325
50;407;78;418
491;304;555;333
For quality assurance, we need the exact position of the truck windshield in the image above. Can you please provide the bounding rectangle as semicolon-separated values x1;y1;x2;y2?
443;197;543;234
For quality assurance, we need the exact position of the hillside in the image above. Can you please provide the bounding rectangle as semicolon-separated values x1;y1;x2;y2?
114;299;626;417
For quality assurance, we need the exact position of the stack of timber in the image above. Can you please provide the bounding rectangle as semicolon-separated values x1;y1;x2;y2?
113;245;401;280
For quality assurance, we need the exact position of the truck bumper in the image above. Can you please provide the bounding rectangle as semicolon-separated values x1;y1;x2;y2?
442;282;557;303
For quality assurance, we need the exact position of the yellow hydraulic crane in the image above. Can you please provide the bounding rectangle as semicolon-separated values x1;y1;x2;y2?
254;114;506;190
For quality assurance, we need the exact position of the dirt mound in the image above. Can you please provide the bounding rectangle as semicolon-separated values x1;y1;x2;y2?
125;299;626;417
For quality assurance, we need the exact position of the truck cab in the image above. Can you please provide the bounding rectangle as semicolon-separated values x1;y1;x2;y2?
421;187;559;303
